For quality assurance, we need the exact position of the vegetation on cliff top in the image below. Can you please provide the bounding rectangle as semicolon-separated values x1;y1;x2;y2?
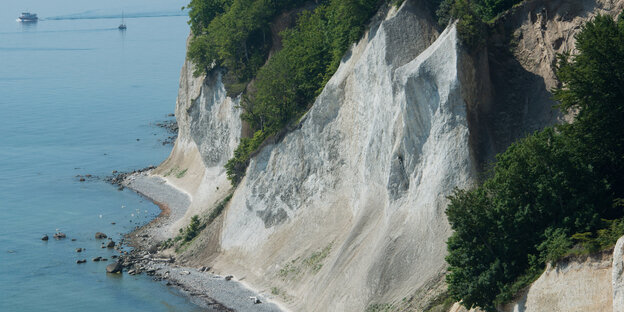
445;13;624;311
186;0;526;184
185;0;383;185
428;0;525;48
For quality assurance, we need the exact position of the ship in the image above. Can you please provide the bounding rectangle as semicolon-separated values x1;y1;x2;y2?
17;12;38;23
118;11;126;30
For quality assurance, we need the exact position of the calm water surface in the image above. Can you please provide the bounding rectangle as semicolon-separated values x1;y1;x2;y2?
0;1;203;311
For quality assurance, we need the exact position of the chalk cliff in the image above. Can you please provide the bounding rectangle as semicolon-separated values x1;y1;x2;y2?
153;0;624;310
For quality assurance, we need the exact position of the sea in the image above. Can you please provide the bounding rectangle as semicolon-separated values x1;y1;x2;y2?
0;0;204;311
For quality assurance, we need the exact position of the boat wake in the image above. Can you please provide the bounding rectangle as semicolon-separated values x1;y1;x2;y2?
45;10;186;21
0;28;119;35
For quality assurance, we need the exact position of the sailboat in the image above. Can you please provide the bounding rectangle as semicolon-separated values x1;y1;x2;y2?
118;11;126;30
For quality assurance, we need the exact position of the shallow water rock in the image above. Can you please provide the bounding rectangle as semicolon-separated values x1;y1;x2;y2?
106;241;115;248
106;261;122;274
41;234;48;241
76;248;83;252
95;232;107;239
92;257;102;262
76;259;86;264
225;275;233;281
53;233;66;239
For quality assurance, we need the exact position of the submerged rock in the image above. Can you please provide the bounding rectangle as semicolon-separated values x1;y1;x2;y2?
106;241;116;248
95;232;107;239
53;232;66;239
76;259;86;264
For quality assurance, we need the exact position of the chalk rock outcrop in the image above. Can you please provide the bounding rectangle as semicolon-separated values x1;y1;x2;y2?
154;0;624;311
613;236;624;312
154;37;242;235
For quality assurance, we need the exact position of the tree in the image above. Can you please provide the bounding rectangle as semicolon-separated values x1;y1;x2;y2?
554;13;624;218
445;12;624;310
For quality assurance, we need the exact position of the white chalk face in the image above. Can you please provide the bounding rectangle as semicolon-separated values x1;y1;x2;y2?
202;4;476;310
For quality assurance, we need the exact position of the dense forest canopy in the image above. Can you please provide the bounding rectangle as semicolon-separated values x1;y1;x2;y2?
446;12;624;311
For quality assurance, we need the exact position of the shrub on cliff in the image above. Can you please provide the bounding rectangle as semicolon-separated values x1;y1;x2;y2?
445;12;624;311
431;0;525;48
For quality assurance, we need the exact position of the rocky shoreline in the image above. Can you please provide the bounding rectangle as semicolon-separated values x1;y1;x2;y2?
107;171;284;312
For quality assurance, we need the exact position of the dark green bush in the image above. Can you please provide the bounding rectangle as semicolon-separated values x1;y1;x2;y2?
182;215;203;242
431;0;526;47
208;193;234;223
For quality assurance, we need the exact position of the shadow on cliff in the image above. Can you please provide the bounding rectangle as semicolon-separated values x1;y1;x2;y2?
466;34;559;178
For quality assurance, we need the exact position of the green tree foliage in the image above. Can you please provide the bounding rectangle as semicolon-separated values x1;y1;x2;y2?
187;0;307;84
554;14;624;216
445;13;624;311
430;0;525;47
225;0;381;184
186;0;382;184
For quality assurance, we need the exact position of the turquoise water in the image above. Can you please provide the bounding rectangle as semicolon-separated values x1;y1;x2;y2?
0;1;203;311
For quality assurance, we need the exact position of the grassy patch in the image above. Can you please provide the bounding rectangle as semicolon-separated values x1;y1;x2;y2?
175;168;188;178
365;303;394;312
303;242;333;273
163;167;177;177
277;242;333;280
422;291;455;312
278;259;301;279
159;193;234;252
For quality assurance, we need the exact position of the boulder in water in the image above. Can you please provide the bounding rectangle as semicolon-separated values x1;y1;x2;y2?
95;232;107;239
106;261;122;274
